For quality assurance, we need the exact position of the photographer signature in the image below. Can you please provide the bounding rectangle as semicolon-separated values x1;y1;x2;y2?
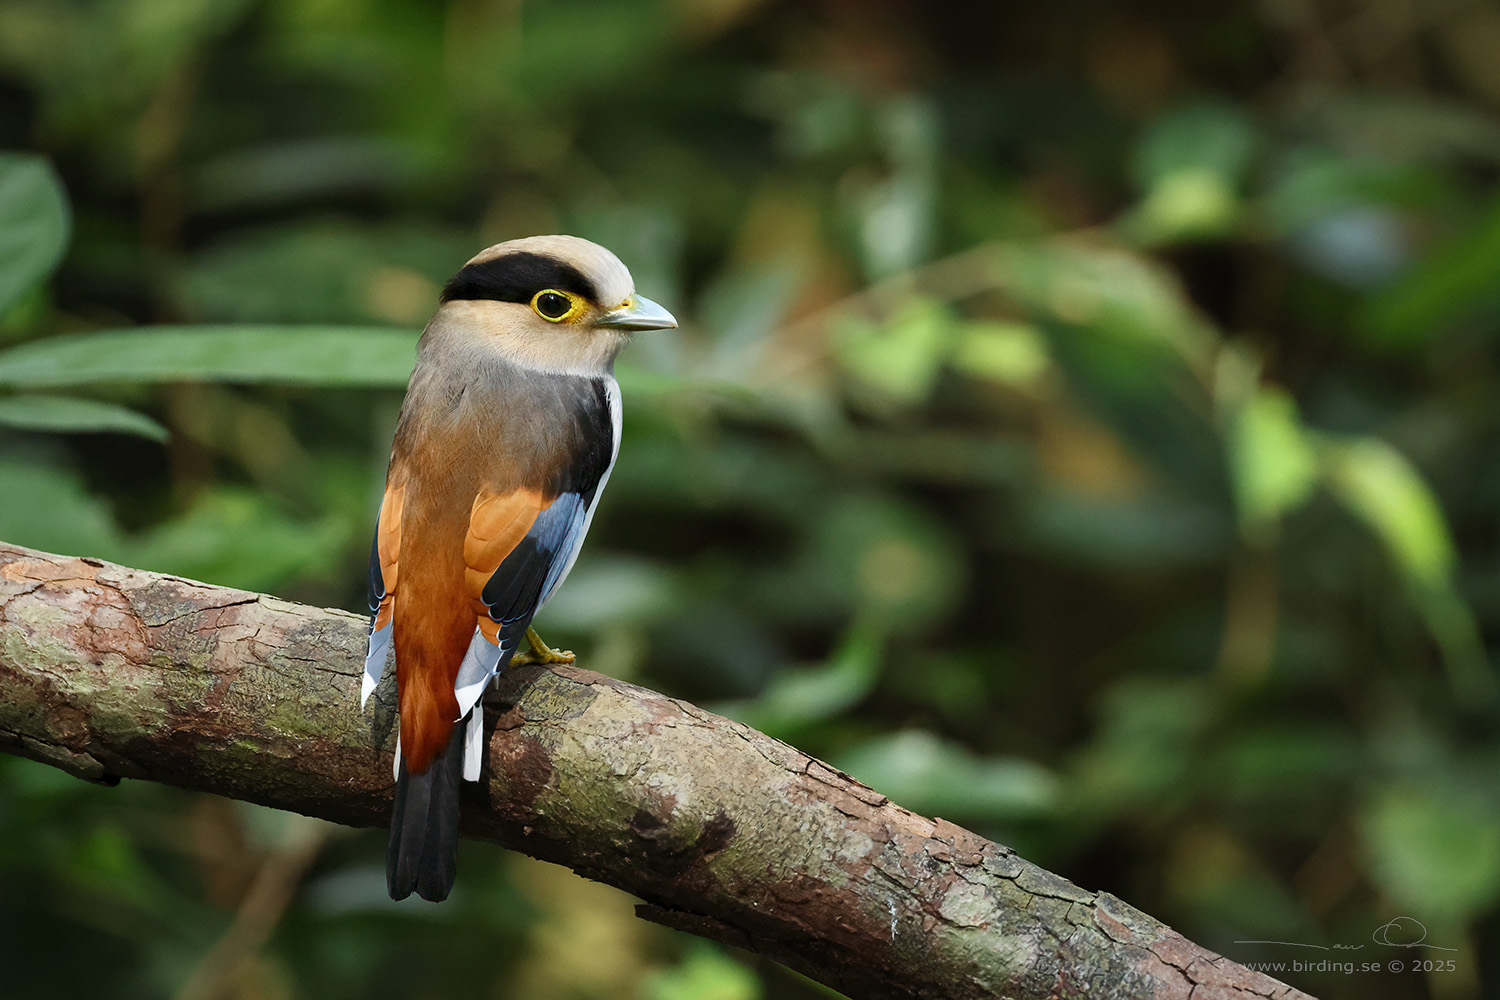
1235;916;1457;953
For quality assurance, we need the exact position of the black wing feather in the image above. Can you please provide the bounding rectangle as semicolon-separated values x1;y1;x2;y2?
366;520;385;616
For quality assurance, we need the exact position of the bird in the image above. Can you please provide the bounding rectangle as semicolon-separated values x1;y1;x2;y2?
360;235;677;902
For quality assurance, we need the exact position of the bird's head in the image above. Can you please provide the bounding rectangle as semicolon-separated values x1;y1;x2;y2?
429;235;677;375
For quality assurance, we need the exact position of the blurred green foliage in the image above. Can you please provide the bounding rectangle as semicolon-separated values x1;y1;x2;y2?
1;1;1498;998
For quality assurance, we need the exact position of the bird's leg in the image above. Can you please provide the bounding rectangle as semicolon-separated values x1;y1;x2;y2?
512;625;576;666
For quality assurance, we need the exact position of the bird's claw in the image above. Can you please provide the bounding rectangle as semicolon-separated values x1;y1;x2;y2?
512;626;576;666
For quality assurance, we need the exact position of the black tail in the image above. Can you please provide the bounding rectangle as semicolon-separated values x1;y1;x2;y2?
387;720;464;901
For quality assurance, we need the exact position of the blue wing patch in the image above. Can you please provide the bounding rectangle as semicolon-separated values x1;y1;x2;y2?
363;515;391;707
478;493;589;638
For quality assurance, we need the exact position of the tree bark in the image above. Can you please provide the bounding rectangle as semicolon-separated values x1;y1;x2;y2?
0;541;1312;1000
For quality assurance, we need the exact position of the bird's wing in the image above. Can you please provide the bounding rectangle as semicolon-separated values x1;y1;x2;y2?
454;374;619;716
463;486;552;646
362;481;404;707
450;486;597;779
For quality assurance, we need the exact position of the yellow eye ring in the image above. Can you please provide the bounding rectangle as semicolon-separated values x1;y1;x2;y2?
530;288;582;323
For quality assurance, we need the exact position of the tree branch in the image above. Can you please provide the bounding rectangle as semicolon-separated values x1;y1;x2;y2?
0;542;1313;1000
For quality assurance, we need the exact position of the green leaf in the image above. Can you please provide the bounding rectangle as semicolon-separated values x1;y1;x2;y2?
518;0;672;103
1125;102;1255;243
1215;725;1359;797
997;241;1215;367
0;451;125;562
0;154;71;314
1071;677;1215;819
0;393;168;442
172;221;464;324
0;326;417;389
1132;102;1257;192
131;487;352;593
1129;169;1241;244
67;825;160;914
855;96;940;277
741;619;883;734
1230;387;1318;541
1262;148;1446;234
835;730;1058;822
696;263;800;380
642;943;761;1000
952;320;1049;386
1022;487;1229;568
1322;435;1489;697
1362;785;1500;924
836;296;955;406
1359;194;1500;349
1322;437;1454;587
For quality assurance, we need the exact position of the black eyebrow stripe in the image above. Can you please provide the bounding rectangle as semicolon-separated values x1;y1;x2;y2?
440;251;599;305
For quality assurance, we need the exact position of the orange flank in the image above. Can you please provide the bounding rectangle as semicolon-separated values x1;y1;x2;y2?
372;484;404;632
464;488;550;644
387;484;550;775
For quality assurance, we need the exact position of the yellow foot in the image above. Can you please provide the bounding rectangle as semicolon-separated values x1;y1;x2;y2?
511;626;576;666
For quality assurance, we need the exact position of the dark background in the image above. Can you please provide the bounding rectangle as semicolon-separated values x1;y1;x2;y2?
1;1;1497;997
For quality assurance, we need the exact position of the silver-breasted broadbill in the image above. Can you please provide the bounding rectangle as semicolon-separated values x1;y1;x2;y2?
361;235;676;901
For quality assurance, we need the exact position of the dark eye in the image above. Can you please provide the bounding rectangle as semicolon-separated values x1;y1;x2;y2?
533;290;575;321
